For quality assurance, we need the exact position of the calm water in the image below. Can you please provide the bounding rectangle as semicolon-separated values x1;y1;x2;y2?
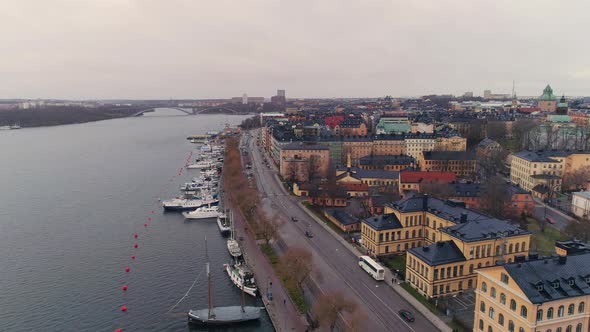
0;109;273;331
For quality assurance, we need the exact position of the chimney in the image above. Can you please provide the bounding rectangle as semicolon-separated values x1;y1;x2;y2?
422;194;428;210
460;213;468;223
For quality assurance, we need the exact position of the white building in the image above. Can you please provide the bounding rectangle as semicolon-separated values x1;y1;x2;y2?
572;191;590;219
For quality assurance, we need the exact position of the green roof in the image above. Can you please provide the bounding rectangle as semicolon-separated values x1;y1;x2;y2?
539;84;557;101
548;115;571;123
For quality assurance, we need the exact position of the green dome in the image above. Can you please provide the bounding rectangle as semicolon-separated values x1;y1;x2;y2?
539;84;556;101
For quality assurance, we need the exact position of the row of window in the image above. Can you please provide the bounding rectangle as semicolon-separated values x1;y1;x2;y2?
408;270;473;296
478;319;583;332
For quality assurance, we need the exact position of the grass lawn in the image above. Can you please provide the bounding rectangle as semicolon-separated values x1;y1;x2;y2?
381;255;407;276
527;217;567;254
301;201;344;235
400;282;438;314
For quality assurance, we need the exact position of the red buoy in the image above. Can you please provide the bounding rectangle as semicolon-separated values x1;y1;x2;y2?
133;244;138;248
144;223;148;227
147;217;151;221
122;285;128;291
134;233;138;238
125;267;130;272
121;305;127;312
131;255;136;260
115;329;122;332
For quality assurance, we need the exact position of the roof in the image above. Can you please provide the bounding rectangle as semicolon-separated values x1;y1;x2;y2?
408;241;466;266
281;142;329;151
573;191;590;200
422;151;475;161
400;171;456;183
504;253;590;304
449;182;483;197
478;138;500;149
336;167;399;180
324;209;359;226
512;150;572;162
539;84;557;101
362;213;403;231
390;194;529;241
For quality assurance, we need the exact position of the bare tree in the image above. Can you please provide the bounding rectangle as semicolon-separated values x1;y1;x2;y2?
255;213;279;245
279;247;313;289
512;119;537;150
564;221;590;242
480;176;511;219
478;148;509;180
312;291;358;331
486;121;507;140
345;310;368;332
562;166;590;191
420;180;454;199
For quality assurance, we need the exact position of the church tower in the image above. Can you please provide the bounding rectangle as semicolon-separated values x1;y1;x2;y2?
538;84;557;112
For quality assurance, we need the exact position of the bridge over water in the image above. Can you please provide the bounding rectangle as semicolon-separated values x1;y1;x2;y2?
132;107;241;117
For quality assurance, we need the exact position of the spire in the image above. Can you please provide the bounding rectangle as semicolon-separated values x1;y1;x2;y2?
346;153;352;169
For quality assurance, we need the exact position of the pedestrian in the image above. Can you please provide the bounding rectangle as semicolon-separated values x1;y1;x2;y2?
392;277;394;284
283;299;286;306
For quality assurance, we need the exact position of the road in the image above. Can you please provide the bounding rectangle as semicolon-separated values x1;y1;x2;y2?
531;197;574;232
241;130;441;332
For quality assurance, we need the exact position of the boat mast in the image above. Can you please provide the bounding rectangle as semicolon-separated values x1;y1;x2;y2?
205;236;214;319
241;283;245;313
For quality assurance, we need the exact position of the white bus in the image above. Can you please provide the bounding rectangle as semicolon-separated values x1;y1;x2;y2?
358;255;385;281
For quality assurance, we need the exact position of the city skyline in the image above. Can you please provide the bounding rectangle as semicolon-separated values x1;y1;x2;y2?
2;0;590;99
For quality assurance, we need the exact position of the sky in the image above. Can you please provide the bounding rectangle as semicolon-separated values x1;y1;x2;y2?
1;0;589;99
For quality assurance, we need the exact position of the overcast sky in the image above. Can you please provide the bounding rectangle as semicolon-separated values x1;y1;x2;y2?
1;0;589;99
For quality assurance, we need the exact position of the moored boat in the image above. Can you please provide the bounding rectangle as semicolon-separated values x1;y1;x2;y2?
182;206;220;219
227;239;242;258
224;262;258;297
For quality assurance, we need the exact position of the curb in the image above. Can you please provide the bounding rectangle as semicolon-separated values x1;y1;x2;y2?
299;202;452;332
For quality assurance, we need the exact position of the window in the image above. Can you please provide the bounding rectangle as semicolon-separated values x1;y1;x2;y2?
501;273;509;284
489;307;495;319
498;313;504;326
469;264;474;274
480;301;486;312
482;282;487;292
521;242;526;252
536;309;543;321
488;327;493;332
576;323;582;332
556;328;562;332
491;287;496;298
579;302;585;313
568;304;574;315
558;305;564;317
510;299;516;311
500;293;506;305
479;319;484;331
508;320;514;332
566;325;572;332
459;265;464;276
509;243;513;253
515;243;520;252
521;306;527;318
547;307;554;319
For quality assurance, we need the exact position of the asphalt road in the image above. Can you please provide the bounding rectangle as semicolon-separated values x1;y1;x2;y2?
241;130;440;332
531;198;573;232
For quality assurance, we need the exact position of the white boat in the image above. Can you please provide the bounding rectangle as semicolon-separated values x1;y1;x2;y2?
201;144;212;152
187;161;217;169
162;197;218;211
183;206;220;219
227;239;242;258
224;262;258;297
217;213;231;234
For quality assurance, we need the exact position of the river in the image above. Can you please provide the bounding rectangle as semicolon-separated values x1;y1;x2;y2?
0;108;274;331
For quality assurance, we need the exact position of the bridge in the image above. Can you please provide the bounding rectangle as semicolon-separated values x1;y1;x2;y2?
132;107;240;117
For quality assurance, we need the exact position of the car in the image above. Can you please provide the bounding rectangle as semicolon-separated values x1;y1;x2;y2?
291;217;298;222
545;217;556;224
305;231;314;238
398;309;414;322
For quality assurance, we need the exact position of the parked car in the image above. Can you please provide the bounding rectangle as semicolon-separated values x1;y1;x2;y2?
398;309;415;322
291;217;298;222
305;231;314;238
546;217;556;224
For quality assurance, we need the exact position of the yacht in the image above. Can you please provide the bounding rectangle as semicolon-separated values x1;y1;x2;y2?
187;161;217;169
162;197;218;211
183;206;220;220
226;239;242;258
224;262;258;297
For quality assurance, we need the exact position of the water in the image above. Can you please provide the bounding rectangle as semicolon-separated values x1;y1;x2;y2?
0;108;274;332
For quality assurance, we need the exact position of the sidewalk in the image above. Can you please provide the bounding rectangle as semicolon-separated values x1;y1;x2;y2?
231;204;308;332
300;202;452;332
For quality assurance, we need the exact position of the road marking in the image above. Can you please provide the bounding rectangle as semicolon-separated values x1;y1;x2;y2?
363;284;416;332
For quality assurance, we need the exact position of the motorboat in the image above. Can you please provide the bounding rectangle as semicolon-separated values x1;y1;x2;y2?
183;206;220;219
162;197;218;211
224;262;258;297
217;213;231;234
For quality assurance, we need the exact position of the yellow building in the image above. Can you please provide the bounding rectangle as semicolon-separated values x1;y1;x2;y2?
434;135;467;152
510;151;569;197
474;251;590;332
360;195;530;298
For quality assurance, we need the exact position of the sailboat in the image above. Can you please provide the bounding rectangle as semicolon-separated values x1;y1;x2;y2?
187;237;261;326
226;213;242;258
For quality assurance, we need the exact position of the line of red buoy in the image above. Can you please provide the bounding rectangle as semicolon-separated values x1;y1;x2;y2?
115;150;194;332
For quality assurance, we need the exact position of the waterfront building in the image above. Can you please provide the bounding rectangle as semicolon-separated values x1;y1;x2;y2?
474;251;590;332
418;151;477;178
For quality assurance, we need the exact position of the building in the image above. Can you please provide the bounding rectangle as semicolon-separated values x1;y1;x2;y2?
279;143;330;182
572;191;590;219
336;156;399;190
375;116;411;134
277;89;285;97
433;134;467;152
556;95;569;115
418;151;477;178
449;183;535;217
324;209;360;232
334;118;368;136
405;133;436;160
358;154;415;171
510;150;569;197
477;138;503;158
360;195;530;298
474;252;590;332
399;171;457;196
539;84;558;112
